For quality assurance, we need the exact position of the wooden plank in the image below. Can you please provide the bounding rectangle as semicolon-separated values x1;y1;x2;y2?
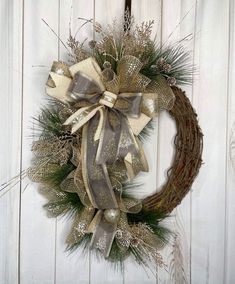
123;1;161;284
55;0;94;283
20;1;59;283
0;0;23;283
158;1;196;283
87;1;126;283
157;1;182;283
191;0;230;283
224;0;235;283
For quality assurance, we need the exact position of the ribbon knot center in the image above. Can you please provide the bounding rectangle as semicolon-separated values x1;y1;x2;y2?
99;91;117;108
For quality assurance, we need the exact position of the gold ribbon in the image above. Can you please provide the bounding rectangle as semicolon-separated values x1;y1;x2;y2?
46;56;175;257
62;168;142;257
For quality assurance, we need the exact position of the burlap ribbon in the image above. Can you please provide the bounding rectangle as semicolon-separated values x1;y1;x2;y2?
46;56;175;257
61;154;142;257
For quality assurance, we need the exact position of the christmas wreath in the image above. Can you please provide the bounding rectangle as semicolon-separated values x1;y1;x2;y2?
26;14;203;270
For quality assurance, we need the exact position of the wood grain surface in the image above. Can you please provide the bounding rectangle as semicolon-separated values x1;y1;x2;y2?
0;0;234;283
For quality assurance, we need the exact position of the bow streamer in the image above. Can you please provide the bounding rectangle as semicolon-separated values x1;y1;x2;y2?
45;56;175;257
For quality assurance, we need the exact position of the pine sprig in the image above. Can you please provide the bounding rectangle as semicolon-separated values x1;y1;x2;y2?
42;185;83;218
33;107;64;138
138;119;156;142
141;44;194;85
41;163;75;186
127;210;171;244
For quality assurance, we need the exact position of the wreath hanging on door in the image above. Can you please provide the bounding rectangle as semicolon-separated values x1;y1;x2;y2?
27;13;203;270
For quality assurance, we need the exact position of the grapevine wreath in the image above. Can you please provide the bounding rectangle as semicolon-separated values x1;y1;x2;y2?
26;14;203;270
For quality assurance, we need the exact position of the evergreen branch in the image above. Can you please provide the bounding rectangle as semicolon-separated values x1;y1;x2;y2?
138;119;156;143
141;44;194;85
42;163;75;186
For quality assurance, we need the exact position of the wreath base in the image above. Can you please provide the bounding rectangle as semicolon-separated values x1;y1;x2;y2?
143;87;203;213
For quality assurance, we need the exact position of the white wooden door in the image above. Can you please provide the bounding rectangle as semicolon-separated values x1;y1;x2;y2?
1;0;235;283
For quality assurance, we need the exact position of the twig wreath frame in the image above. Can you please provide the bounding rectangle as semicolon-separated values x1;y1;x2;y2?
144;86;203;213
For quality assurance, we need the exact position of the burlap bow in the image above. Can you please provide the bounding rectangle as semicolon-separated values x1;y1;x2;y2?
46;56;175;257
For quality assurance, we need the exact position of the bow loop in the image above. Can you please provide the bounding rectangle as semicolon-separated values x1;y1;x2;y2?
115;93;142;117
68;72;103;102
102;68;120;94
117;55;151;92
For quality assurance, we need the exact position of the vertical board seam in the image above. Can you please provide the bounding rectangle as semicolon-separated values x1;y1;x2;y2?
156;1;163;283
190;1;198;283
54;219;58;284
54;1;61;283
18;0;25;282
223;0;232;283
89;3;96;281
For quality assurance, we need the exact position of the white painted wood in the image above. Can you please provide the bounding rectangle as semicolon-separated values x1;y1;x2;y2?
157;1;183;283
55;1;94;283
0;0;23;283
131;1;161;199
191;0;230;283
124;1;161;284
157;1;197;283
225;0;235;283
88;1;126;283
1;0;235;283
20;1;59;283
